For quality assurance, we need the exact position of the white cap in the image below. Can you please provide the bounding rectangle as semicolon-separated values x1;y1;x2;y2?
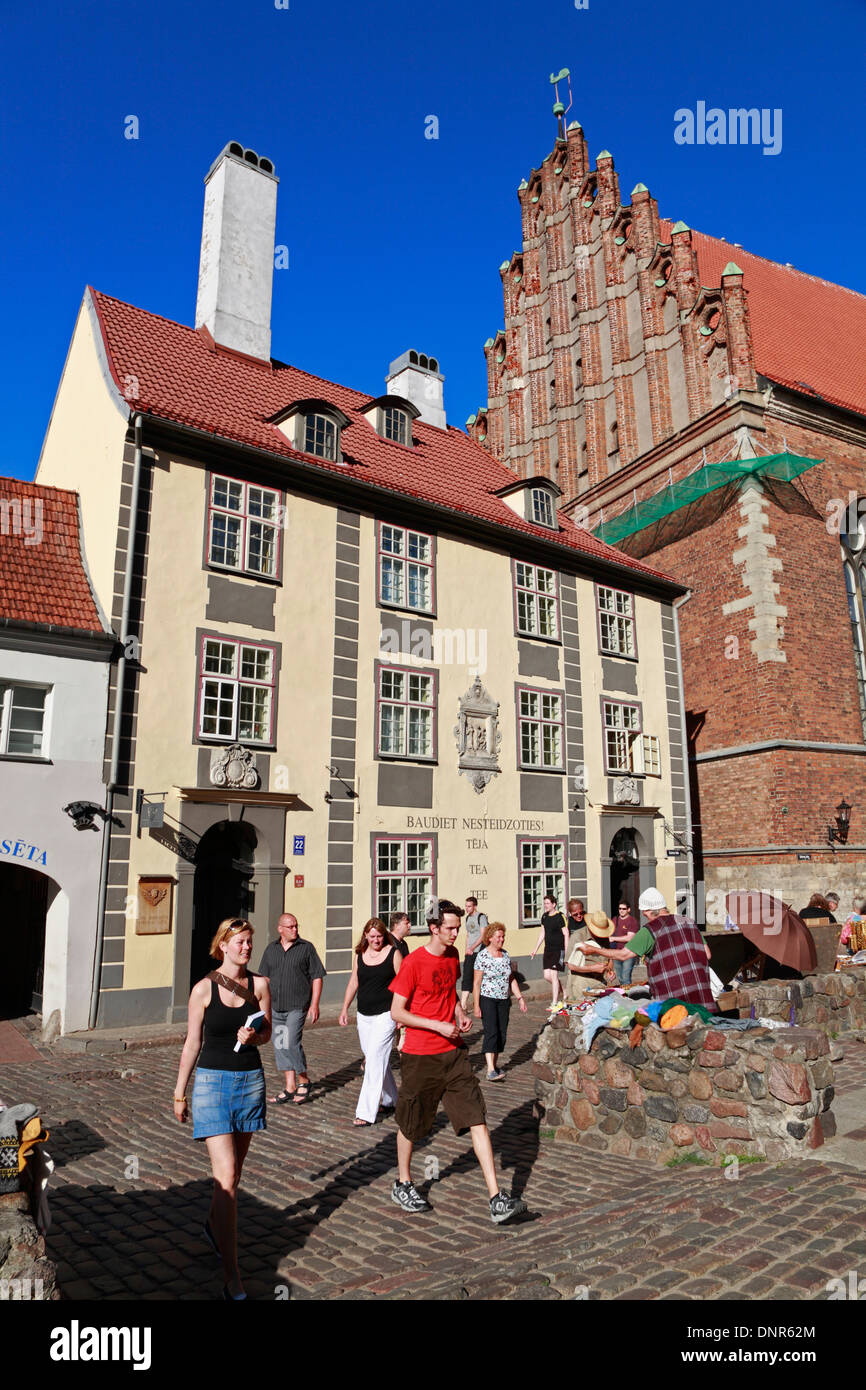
638;887;667;913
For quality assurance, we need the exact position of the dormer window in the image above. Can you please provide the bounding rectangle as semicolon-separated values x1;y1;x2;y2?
271;398;351;463
495;475;562;530
382;405;409;445
360;394;420;446
305;413;337;460
531;487;555;529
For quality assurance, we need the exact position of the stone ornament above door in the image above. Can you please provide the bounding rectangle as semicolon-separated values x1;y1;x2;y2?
454;676;502;793
613;775;640;805
210;744;260;790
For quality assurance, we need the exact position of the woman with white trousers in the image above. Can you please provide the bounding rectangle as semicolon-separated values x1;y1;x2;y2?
339;918;401;1125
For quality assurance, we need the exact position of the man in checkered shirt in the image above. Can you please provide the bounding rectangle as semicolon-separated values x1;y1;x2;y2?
582;887;715;1010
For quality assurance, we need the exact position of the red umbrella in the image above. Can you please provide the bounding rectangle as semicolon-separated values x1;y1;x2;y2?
724;892;817;975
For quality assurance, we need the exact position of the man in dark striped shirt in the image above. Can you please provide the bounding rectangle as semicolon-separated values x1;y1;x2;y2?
258;914;326;1105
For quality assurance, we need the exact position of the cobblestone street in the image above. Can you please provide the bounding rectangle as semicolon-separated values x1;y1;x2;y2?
4;1001;866;1301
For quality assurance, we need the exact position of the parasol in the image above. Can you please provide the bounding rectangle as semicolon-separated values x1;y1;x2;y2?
724;892;817;975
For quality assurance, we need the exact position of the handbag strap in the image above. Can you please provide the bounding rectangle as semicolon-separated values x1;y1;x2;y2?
207;971;258;1008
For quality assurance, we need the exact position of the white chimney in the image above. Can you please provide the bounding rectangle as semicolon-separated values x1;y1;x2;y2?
195;142;278;362
386;351;446;429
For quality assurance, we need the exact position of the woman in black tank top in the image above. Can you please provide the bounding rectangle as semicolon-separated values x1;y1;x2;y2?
173;917;271;1301
339;918;401;1125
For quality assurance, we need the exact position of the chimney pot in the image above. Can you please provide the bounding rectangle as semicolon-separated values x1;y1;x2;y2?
386;351;446;429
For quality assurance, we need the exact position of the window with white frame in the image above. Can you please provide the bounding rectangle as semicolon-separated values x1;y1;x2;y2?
514;561;559;639
208;476;280;578
303;413;338;461
642;734;661;776
377;666;436;759
603;699;655;774
530;488;555;528
597;585;636;658
518;687;564;769
382;405;410;446
519;838;567;924
199;637;276;743
374;837;434;929
378;524;434;612
0;684;49;757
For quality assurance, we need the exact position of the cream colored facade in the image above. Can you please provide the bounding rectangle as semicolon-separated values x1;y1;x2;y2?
37;290;689;1028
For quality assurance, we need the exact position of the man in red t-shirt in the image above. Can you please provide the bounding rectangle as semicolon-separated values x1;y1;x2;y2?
388;898;527;1223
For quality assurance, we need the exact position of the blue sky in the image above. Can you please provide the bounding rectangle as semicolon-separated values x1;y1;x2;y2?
3;0;865;479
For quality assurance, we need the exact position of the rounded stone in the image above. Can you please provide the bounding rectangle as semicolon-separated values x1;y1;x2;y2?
599;1111;623;1135
688;1071;713;1101
570;1098;595;1131
604;1059;635;1088
626;1081;644;1106
714;1070;743;1091
579;1054;599;1075
582;1079;600;1105
609;1131;632;1157
599;1087;628;1112
645;1094;679;1123
623;1107;647;1138
670;1123;694;1147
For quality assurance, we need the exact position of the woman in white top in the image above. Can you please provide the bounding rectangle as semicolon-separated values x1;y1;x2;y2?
472;922;527;1080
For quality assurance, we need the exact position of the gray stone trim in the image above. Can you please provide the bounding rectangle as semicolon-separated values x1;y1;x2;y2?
660;604;690;901
519;773;564;812
96;985;172;1029
559;574;587;899
601;657;638;695
693;738;866;762
517;640;561;680
326;511;360;957
205;573;276;631
598;812;659;916
377;763;434;808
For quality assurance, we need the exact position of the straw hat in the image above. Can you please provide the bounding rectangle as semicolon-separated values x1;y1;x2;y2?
587;910;615;938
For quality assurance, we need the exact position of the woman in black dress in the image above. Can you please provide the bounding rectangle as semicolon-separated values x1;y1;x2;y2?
530;893;570;1006
339;918;401;1124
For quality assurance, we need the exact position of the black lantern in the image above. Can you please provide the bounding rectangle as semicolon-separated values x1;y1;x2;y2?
828;798;852;846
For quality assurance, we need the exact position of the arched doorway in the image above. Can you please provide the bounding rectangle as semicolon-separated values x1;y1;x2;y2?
190;821;257;987
609;828;640;919
0;863;57;1018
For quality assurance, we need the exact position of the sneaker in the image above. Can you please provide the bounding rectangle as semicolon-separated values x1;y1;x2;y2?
391;1180;432;1214
489;1191;527;1224
492;1068;506;1081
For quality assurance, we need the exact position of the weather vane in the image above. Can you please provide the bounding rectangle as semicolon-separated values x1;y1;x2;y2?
549;68;573;140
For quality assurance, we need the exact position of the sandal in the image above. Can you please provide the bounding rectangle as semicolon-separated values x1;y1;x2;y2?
353;1117;371;1126
293;1083;311;1104
269;1090;296;1105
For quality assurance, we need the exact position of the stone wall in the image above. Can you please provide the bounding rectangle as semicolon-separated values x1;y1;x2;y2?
727;971;866;1036
0;1192;59;1300
534;1013;836;1164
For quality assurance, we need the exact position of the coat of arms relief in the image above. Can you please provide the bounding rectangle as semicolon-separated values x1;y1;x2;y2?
454;677;502;793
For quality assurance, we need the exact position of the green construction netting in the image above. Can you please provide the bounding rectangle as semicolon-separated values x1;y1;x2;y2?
592;452;822;548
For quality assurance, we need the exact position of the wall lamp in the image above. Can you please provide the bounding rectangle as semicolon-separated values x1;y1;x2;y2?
828;798;852;846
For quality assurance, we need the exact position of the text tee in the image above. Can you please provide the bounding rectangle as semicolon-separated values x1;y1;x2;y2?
389;944;460;1055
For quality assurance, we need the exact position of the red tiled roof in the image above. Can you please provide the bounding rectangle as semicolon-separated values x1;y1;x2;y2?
88;289;677;587
660;222;866;418
0;478;108;635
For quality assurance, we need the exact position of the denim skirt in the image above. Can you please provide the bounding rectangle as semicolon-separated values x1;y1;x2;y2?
191;1067;267;1141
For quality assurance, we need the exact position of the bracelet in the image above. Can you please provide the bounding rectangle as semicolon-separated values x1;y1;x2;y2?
173;1096;187;1103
